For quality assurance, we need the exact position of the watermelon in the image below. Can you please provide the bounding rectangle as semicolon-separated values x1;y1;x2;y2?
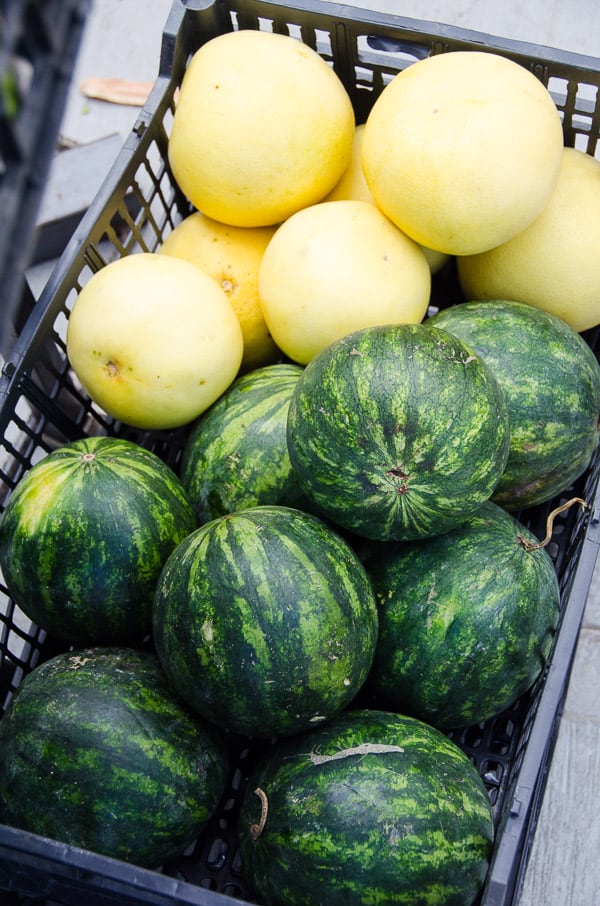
181;363;307;523
239;708;494;906
364;500;560;729
286;323;510;541
152;505;378;738
428;299;600;509
0;647;228;868
0;435;195;645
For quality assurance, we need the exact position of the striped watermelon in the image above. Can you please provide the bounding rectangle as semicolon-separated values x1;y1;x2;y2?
239;708;494;905
0;647;228;868
429;299;600;509
286;323;510;541
287;324;509;540
152;505;378;738
364;500;560;728
181;363;307;523
0;436;195;645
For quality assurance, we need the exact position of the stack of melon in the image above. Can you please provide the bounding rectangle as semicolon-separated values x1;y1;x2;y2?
1;26;600;906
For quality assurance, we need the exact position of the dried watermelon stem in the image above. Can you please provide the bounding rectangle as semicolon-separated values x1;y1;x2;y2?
250;787;269;840
518;497;590;552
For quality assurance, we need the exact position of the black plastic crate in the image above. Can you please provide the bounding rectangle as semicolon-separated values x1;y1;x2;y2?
1;1;600;904
0;0;90;357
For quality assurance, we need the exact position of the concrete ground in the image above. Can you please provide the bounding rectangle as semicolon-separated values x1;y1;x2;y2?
32;2;600;904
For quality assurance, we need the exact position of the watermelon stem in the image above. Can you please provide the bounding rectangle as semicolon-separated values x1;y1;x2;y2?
518;496;590;552
250;787;269;840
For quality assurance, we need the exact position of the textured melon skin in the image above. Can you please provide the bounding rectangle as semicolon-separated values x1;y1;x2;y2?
0;436;195;645
0;647;228;868
239;709;494;906
429;299;600;509
181;363;307;523
153;505;379;738
286;323;510;541
364;501;560;729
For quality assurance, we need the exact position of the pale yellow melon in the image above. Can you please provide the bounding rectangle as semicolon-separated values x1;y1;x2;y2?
362;51;564;256
324;124;374;205
159;212;280;371
168;29;355;227
326;123;450;275
66;253;243;430
457;147;600;332
258;200;431;365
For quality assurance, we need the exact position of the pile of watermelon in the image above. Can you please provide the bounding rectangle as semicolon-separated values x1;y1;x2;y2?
0;296;599;906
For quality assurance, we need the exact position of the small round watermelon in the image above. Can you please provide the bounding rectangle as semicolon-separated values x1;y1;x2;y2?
181;363;307;523
0;647;228;868
429;299;600;509
0;435;195;645
364;501;560;728
286;322;510;541
152;505;379;738
239;708;494;906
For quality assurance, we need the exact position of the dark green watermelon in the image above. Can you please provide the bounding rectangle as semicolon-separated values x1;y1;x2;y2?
0;435;195;645
286;323;510;541
152;505;378;738
0;647;228;868
428;299;600;509
180;362;307;523
364;500;560;729
239;708;494;906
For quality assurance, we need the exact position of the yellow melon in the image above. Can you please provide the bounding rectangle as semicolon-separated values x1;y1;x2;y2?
168;29;355;227
326;123;450;275
66;254;243;430
159;212;280;370
258;200;431;365
362;51;564;256
457;147;600;332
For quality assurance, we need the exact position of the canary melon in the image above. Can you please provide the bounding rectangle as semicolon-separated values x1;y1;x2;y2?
457;147;600;332
362;51;564;255
168;29;354;227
